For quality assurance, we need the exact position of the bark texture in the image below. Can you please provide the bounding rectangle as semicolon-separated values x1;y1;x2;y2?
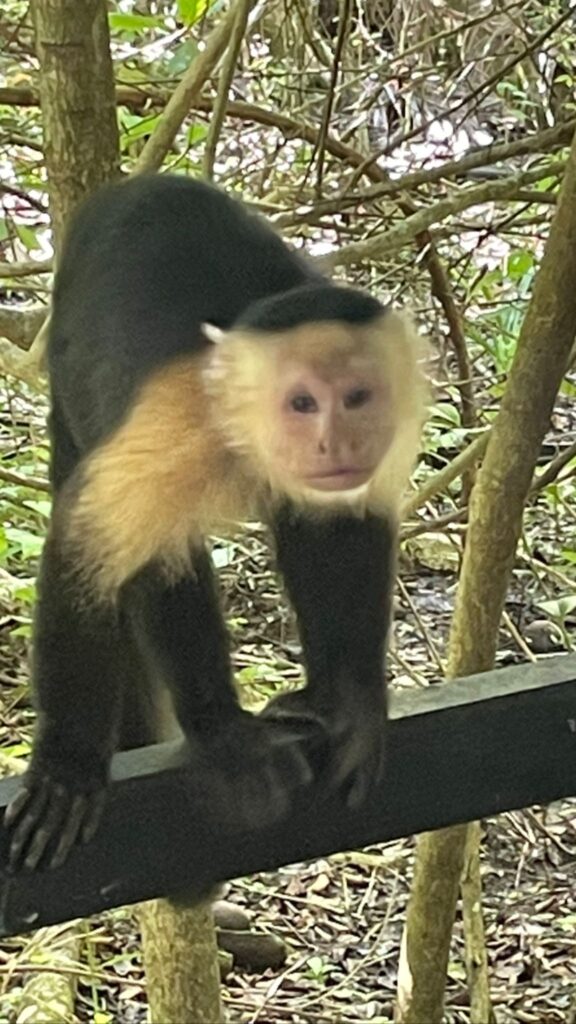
140;898;223;1024
31;0;120;252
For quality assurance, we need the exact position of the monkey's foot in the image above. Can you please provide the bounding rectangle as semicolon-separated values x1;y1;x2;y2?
197;710;324;828
5;765;107;871
263;686;386;809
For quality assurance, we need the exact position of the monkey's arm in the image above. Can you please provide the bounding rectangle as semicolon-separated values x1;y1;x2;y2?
6;533;125;870
269;507;395;806
123;553;320;826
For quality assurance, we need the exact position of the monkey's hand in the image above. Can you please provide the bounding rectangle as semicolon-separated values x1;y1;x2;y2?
263;682;386;809
196;709;324;827
4;752;108;872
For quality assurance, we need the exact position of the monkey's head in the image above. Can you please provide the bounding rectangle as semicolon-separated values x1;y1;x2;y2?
203;285;427;509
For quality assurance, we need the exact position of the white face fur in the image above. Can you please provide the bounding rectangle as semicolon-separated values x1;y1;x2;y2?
203;310;428;513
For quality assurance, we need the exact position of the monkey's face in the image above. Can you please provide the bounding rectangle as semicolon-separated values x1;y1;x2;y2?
204;311;426;507
270;359;395;494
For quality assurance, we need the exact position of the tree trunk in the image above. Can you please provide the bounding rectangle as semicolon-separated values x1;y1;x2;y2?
31;0;120;252
140;899;224;1024
397;127;576;1023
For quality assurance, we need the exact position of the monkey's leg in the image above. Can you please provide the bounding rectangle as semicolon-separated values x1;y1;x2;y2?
269;506;396;807
5;530;126;870
124;550;317;826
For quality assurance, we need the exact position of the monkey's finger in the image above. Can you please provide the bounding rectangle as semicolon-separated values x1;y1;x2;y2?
80;790;107;845
344;768;372;810
262;703;326;741
24;783;69;871
241;747;313;824
339;742;385;809
4;784;35;827
280;743;315;786
50;794;91;869
8;783;51;870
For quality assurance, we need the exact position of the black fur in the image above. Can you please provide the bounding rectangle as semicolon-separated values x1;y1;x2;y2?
235;283;386;333
6;174;394;873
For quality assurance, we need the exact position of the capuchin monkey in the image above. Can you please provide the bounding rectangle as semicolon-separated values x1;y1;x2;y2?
5;174;427;872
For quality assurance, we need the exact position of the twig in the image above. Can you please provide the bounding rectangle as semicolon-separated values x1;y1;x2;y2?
202;0;254;180
501;610;536;662
396;577;444;674
351;6;574;181
0;182;48;214
529;438;576;494
133;0;252;175
422;245;476;432
401;508;468;540
314;0;351;197
3;83;573;194
334;160;567;267
0;465;50;493
0;258;52;278
403;432;490;519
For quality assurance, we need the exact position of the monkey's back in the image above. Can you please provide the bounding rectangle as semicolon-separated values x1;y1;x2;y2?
48;174;321;450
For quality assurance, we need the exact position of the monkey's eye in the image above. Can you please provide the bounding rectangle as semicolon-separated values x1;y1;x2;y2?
290;393;318;413
344;387;372;409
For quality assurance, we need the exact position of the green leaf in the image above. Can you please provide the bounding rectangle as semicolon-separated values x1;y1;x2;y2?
166;38;199;75
23;499;51;519
109;12;164;33
120;114;162;149
15;222;39;252
11;624;32;638
188;122;208;146
5;526;44;560
93;1013;114;1024
12;582;36;605
2;742;32;758
430;402;462;428
178;0;211;26
506;250;533;278
537;596;576;620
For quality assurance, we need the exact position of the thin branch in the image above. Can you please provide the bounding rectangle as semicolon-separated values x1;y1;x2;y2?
315;0;351;197
202;0;254;181
335;119;575;210
2;84;573;194
420;244;476;433
133;0;254;175
403;432;491;519
0;258;52;278
334;161;567;267
352;6;575;182
0;465;50;493
0;305;47;350
530;438;576;494
0;183;48;214
388;0;529;68
403;429;576;527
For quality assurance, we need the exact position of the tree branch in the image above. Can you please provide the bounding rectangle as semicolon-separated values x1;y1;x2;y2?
133;0;255;175
334;161;567;267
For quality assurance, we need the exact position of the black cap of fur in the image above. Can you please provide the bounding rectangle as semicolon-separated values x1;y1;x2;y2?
234;284;386;333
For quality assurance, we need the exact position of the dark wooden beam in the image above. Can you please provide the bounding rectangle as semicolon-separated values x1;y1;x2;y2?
0;655;575;937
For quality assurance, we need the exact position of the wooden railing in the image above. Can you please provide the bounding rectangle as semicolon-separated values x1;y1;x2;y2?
1;654;574;938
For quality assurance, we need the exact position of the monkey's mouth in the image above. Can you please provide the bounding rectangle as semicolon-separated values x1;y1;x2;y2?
306;467;373;491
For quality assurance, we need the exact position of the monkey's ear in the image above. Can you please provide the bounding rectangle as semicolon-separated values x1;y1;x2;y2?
201;323;227;345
